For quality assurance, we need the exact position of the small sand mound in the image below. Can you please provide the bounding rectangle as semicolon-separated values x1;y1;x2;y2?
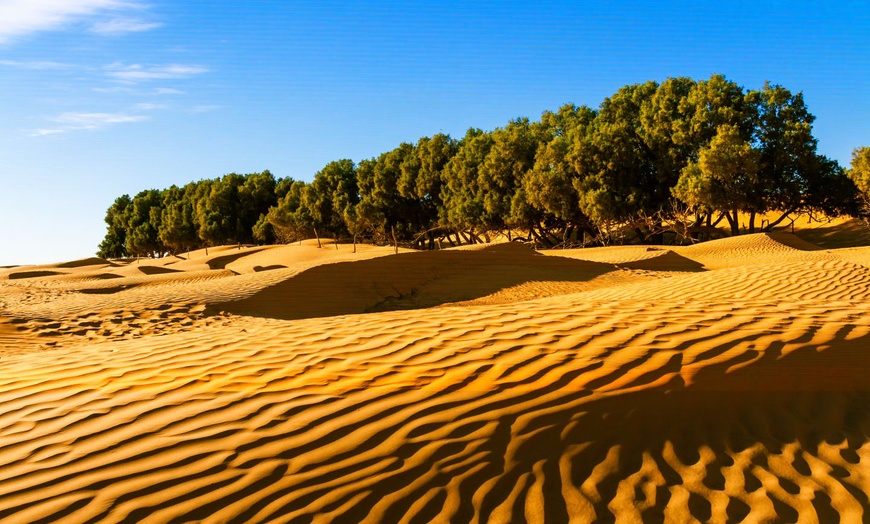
672;232;833;269
55;257;114;269
549;245;673;265
619;249;705;272
138;265;182;275
6;270;64;280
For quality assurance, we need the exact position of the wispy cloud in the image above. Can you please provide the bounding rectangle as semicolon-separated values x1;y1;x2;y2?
106;63;209;82
190;105;221;113
154;87;185;95
0;0;147;42
0;59;73;70
55;111;147;126
89;17;161;35
92;86;134;94
31;111;148;136
133;102;167;110
30;128;66;137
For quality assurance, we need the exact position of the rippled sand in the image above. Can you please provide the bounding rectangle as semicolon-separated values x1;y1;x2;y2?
1;233;869;522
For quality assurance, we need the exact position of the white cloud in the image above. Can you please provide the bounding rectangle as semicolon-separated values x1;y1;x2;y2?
92;86;134;93
31;110;148;136
90;17;161;35
107;63;209;82
154;87;185;95
133;102;167;110
55;111;147;126
30;128;65;137
0;0;139;42
0;59;72;69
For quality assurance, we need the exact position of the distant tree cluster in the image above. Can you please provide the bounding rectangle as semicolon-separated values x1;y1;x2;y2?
98;75;866;258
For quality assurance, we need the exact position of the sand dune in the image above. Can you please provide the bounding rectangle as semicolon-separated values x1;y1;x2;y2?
1;232;870;522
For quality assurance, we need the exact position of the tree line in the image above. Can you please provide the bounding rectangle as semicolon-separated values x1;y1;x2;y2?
98;74;869;259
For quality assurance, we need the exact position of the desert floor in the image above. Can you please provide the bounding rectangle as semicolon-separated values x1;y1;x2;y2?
1;227;870;523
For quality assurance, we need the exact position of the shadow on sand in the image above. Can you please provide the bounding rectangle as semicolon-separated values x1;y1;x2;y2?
214;243;618;320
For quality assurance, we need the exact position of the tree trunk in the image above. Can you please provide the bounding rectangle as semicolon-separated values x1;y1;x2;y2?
529;225;541;250
353;234;357;253
748;210;756;234
391;225;398;254
313;228;322;248
634;227;647;244
725;211;738;235
763;208;799;232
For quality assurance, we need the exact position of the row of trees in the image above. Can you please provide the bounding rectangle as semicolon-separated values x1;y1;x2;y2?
98;171;282;258
98;75;868;258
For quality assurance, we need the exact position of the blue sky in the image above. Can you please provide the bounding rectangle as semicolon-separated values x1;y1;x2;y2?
1;0;868;265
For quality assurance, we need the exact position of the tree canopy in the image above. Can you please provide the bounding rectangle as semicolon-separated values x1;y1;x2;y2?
98;75;865;259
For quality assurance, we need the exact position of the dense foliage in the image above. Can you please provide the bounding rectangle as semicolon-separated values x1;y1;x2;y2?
98;75;866;258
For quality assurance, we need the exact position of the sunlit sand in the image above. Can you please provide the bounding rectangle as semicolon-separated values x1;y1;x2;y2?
2;228;870;522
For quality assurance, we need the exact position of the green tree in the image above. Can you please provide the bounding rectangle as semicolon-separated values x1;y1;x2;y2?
849;147;870;211
571;82;660;237
440;128;494;238
524;104;597;242
265;179;312;243
749;82;855;229
196;175;239;246
237;171;278;243
97;194;132;258
673;125;761;235
158;184;199;254
125;189;165;257
479;117;548;231
304;160;358;240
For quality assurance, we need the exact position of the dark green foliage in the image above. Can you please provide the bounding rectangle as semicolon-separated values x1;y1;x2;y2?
98;75;863;256
158;184;198;254
265;179;310;242
440;128;494;232
848;147;870;215
97;195;132;258
124;190;164;257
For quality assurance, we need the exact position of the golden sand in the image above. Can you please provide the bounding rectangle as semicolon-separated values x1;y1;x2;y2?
1;232;869;522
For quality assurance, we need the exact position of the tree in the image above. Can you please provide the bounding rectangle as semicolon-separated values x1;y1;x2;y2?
265;179;311;243
524;104;597;240
440;128;494;237
399;133;458;246
848;147;870;212
97;194;132;258
571;82;660;238
749;83;857;229
305;160;358;239
158;184;199;254
125;189;164;257
195;175;243;246
237;171;278;243
673;125;761;235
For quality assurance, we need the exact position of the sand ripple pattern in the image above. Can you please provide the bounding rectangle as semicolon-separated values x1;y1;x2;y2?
1;303;869;521
1;234;869;522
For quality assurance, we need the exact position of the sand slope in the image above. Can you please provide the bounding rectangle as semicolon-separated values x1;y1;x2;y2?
1;233;869;522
